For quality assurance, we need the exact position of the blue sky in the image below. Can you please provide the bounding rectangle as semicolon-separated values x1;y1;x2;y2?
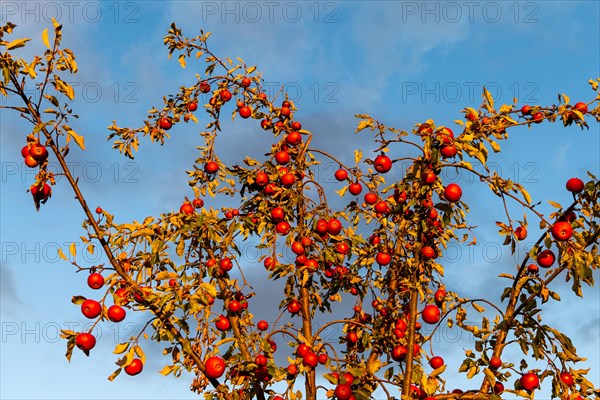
1;1;599;399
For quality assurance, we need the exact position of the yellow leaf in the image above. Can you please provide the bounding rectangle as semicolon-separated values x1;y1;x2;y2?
159;365;175;376
87;244;95;255
69;242;76;258
178;54;186;69
354;149;363;164
57;247;67;260
483;87;494;110
63;125;85;150
562;93;570;105
42;28;50;49
4;38;31;50
247;66;256;74
155;271;177;280
113;342;129;354
472;302;485;313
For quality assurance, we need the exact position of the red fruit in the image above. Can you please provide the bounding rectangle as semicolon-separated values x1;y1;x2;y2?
364;192;378;205
180;202;194;214
566;177;585;193
520;372;539;391
280;172;296;187
348;182;363;195
275;221;291;235
255;354;268;367
238;105;251;119
369;234;381;245
376;252;391;266
241;77;252;88
219;89;232;102
429;356;444;369
514;226;527;241
287;364;298;375
220;257;233;272
192;198;204;208
573;102;588;114
444;183;462;202
493;382;504;394
421;246;436;259
270;207;285;222
75;332;96;351
87;273;104;290
95;206;103;214
374;201;390;215
134;287;151;303
124;358;143;376
374;154;392;173
532;112;543;123
437;127;454;144
159;118;172;130
275;150;290;165
287;299;301;314
291;241;305;255
346;331;359;344
551;221;573;241
199;81;211;93
334;384;353;400
81;299;102;319
24;155;39;168
297;343;310;357
440;145;457;158
335;169;348;181
489;357;502;369
228;300;242;313
418;123;433;135
204;161;219;174
318;353;328;365
527;264;539;274
107;305;126;322
521;105;532;115
335;242;350;255
187;102;198;112
421;304;441;324
260;119;272;130
327;218;343;235
257;320;268;331
291;121;302;130
391;344;407;361
342;373;354;385
29;144;48;161
434;289;445;305
422;170;437;184
205;356;226;379
21;145;31;158
302;352;318;368
537;249;555;268
286;131;302;146
280;106;291;117
114;287;129;305
559;371;574;387
263;256;277;270
168;278;177;287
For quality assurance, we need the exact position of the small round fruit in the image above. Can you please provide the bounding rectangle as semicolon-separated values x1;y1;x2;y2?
532;112;543;123
527;264;539;274
24;155;39;168
391;344;407;361
187;102;198;112
444;183;462;202
257;320;268;331
205;162;219;174
228;300;242;313
220;257;233;272
75;332;96;351
287;364;298;375
180;203;194;214
287;299;301;314
220;89;232;102
421;304;441;324
434;289;445;305
440;145;457;158
376;252;391;266
573;102;588;114
21;145;31;158
318;353;328;365
559;371;574;387
192;198;204;208
87;273;104;290
421;246;436;259
489;357;502;369
364;192;378;205
30;182;51;199
215;315;231;331
334;383;353;400
521;105;532;115
255;354;268;367
286;131;302;146
29;144;48;161
335;169;348;181
302;352;318;368
514;226;527;241
327;218;342;235
520;372;539;391
125;358;143;376
81;299;102;319
291;121;302;130
551;221;573;241
374;154;392;173
493;382;504;394
566;177;584;193
348;182;363;195
95;206;103;214
429;356;444;369
275;221;291;235
107;305;126;322
537;249;556;268
199;81;211;93
239;105;252;118
422;170;437;184
275;150;290;165
241;77;252;88
280;172;296;187
159;118;172;130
